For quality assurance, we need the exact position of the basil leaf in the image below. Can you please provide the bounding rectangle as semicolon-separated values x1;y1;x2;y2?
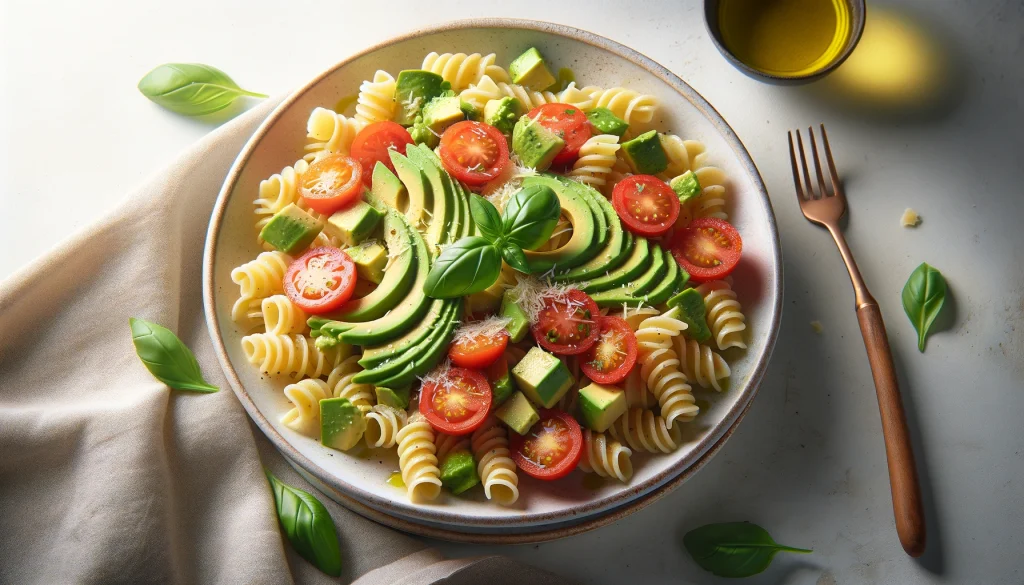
501;243;530;274
138;63;267;116
265;469;342;577
501;184;561;250
423;237;502;298
470;194;503;243
129;318;218;393
683;522;812;578
901;262;946;352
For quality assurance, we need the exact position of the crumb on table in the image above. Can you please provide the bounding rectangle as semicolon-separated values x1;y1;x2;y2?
810;320;824;334
901;208;921;227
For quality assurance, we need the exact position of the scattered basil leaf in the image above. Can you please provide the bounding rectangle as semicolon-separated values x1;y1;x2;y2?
683;522;812;578
470;194;503;243
902;262;947;352
137;63;267;117
501;243;530;274
501;184;561;250
129;318;218;393
265;469;342;577
423;237;502;298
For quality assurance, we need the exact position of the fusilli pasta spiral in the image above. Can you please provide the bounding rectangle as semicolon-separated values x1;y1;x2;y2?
687;166;729;221
659;135;706;179
608;408;682;453
240;333;345;379
261;295;308;335
470;417;520;506
579;429;633;482
303;107;365;162
580;86;659;125
327;356;375;413
696;280;747;350
613;305;660;332
254;159;309;232
280;378;329;437
623;367;656;409
354;70;397;126
434;432;470;463
395;415;442;503
557;82;596;110
421;52;509;92
459;75;558;111
365;405;407;448
568;134;621;191
635;308;699;426
675;335;731;392
231;251;290;324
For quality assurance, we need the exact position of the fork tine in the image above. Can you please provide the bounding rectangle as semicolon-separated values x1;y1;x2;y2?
794;130;816;199
787;132;806;202
807;126;830;197
819;124;843;197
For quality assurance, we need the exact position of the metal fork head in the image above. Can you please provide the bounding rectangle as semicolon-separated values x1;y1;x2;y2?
788;124;847;227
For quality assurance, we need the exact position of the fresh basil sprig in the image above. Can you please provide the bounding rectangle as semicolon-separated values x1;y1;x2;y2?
470;194;503;242
265;469;342;577
138;63;267;116
683;522;812;578
129;318;218;393
902;262;947;352
501;184;561;250
424;237;503;298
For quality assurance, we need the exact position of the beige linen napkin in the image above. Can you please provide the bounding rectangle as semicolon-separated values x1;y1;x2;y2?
0;98;572;585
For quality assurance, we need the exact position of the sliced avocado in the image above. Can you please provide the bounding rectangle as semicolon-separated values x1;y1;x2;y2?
590;245;668;307
622;130;669;175
511;347;574;408
495;390;540;435
326;199;383;246
670;170;702;203
508;47;557;91
500;292;530;343
586;107;629;137
359;299;448;368
371;301;462;388
573;177;608;251
520;175;599;273
422;95;465;134
345;240;387;284
439;450;479;495
374;386;411;409
484;96;525;135
352;299;461;387
454;180;476;239
388;152;432;231
552;181;630;282
512;116;564;171
372;162;408;212
581;236;651;293
259;203;324;254
405;144;455;251
645;251;682;306
578;382;628;433
320;397;366;451
667;287;713;343
394;70;448;125
330;209;415;322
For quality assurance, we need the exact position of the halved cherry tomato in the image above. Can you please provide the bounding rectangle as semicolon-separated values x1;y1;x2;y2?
350;121;414;181
419;367;492;435
449;328;509;370
526;103;592;165
531;290;601;356
580;316;637;385
670;217;743;283
612;175;680;237
510;409;583;480
283;247;358;314
299;154;363;214
439;121;510;187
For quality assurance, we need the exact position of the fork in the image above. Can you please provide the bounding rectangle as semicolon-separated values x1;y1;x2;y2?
788;125;926;558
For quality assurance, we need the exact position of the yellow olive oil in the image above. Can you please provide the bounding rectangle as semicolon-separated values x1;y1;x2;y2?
718;0;852;77
386;471;406;488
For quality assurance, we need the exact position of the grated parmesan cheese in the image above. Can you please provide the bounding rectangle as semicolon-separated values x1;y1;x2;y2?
506;276;579;324
452;315;511;345
417;359;457;391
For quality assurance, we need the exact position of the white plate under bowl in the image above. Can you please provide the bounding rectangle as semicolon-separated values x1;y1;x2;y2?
203;19;782;539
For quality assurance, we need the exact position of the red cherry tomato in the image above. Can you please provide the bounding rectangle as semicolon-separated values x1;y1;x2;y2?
438;121;510;187
419;367;492;435
283;247;358;314
612;175;680;237
350;121;414;181
525;103;592;165
509;409;583;480
449;328;509;370
299;154;364;214
531;290;601;356
580;316;638;385
670;217;743;283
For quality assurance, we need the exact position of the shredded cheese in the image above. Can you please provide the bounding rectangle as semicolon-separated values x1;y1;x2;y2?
452;316;511;345
506;276;578;324
418;359;457;391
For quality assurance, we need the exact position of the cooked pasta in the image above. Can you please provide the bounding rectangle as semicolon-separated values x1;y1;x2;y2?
459;75;559;111
261;295;308;335
659;135;706;179
634;308;699;426
280;378;329;437
581;86;659;125
421;52;509;92
231;251;290;324
557;82;596;110
609;304;659;332
609;408;682;453
688;166;729;221
536;213;574;252
579;429;633;483
434;432;470;463
675;335;731;392
354;70;398;126
303;107;365;162
395;415;442;503
365;405;408;448
241;333;345;379
326;356;375;413
254;159;309;233
696;279;747;350
623;367;656;409
568;134;621;191
470;417;520;505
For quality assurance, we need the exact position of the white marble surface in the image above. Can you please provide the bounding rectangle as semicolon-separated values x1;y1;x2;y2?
3;1;1021;583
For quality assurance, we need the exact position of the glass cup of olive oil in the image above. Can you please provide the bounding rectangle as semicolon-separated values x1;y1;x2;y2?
705;0;866;83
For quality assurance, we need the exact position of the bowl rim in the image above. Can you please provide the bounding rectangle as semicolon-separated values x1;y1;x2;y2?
203;17;784;535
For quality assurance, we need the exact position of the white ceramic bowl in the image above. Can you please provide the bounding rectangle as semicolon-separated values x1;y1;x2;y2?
203;19;782;541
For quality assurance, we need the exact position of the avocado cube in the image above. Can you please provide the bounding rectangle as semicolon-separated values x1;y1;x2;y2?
500;292;530;343
320;397;366;451
486;358;517;406
326;199;383;246
422;96;465;134
622;130;669;175
586;107;629;137
667;288;712;343
408;117;440;148
394;70;448;125
670;170;702;203
460;100;481;122
374;385;411;409
484;97;525;135
345;241;387;284
439;450;479;494
511;347;574;408
495;390;540;435
512;116;564;171
259;203;325;254
508;47;557;91
578;382;627;433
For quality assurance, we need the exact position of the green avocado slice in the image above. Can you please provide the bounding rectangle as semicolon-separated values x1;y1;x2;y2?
572;179;608;250
374;310;461;389
520;175;598;273
406;145;455;251
553;183;629;282
352;299;461;386
358;298;447;368
580;237;651;293
330;209;415;322
645;250;682;306
388;152;432;232
591;245;668;306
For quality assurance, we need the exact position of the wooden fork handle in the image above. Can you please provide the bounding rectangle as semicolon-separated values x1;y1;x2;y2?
856;301;926;557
